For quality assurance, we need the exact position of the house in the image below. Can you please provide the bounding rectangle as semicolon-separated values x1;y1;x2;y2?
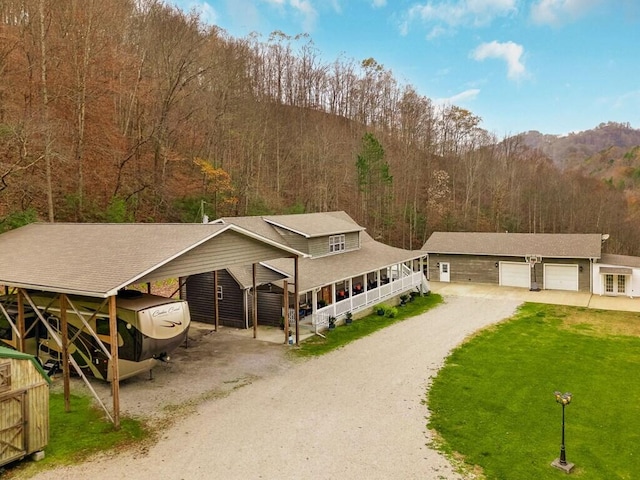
190;211;428;329
422;232;603;292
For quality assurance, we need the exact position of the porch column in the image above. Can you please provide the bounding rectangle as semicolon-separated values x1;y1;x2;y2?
348;278;354;311
109;294;121;430
420;256;425;294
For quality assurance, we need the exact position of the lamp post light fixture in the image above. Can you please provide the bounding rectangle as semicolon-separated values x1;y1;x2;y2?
551;391;575;473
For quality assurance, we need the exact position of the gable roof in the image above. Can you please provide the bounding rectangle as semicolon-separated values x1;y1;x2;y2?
600;253;640;269
0;223;303;298
423;232;603;259
263;211;365;238
265;231;425;292
216;211;364;241
0;346;51;383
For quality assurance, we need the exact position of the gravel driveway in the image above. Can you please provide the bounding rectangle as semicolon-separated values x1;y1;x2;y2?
30;295;521;480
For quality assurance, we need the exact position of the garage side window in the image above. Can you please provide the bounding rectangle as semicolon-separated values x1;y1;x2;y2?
217;286;223;300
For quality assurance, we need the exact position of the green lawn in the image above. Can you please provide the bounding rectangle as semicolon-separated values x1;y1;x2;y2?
427;303;640;480
4;393;147;478
292;293;443;357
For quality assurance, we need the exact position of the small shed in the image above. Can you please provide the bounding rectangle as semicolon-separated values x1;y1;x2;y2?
0;346;50;467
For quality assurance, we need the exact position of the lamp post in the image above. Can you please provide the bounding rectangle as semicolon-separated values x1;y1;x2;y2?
551;391;575;473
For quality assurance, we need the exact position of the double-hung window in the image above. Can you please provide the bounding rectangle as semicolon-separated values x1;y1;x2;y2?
329;234;346;253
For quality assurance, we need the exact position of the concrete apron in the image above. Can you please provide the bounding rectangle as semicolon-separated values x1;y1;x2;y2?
429;281;640;313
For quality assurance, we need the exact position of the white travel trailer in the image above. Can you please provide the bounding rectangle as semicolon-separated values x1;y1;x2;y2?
0;290;190;381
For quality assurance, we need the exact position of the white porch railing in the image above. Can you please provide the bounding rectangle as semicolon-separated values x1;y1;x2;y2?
307;272;426;328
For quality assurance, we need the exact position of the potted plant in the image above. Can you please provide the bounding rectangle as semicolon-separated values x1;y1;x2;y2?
318;299;327;308
374;304;386;316
399;294;410;306
345;311;353;325
328;316;336;330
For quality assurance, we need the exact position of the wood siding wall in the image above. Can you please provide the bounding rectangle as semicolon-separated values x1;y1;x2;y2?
272;227;309;254
427;254;592;292
138;230;295;284
308;231;360;257
0;358;48;467
185;273;215;323
256;290;283;327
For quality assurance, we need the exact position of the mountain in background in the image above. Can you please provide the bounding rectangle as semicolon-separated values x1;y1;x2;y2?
520;122;640;171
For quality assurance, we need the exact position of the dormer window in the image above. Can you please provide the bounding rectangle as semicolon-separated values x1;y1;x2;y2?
329;234;346;253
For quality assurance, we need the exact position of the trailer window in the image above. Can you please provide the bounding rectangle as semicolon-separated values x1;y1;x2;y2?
96;319;109;335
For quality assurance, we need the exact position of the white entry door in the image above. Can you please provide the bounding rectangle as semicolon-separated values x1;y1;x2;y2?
439;262;450;282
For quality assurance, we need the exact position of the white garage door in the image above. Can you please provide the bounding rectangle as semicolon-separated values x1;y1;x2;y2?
544;264;579;291
499;262;530;288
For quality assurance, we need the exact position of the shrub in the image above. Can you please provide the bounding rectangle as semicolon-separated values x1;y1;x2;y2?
373;303;387;316
385;307;398;318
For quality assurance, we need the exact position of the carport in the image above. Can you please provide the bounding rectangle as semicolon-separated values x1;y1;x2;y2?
0;223;304;428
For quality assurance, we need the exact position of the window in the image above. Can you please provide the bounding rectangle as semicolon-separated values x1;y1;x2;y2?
217;286;223;300
329;234;345;253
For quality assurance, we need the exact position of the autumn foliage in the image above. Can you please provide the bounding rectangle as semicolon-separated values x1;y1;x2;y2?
0;1;638;254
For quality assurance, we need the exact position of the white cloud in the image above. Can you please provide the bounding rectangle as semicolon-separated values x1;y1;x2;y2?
372;0;387;7
471;40;525;80
435;88;481;105
408;0;517;28
530;0;604;25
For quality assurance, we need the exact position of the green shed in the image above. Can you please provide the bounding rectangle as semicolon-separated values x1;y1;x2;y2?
0;346;50;467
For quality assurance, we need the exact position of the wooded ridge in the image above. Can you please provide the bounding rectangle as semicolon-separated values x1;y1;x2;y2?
1;1;639;255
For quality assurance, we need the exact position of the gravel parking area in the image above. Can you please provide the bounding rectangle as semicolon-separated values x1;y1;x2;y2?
28;295;521;480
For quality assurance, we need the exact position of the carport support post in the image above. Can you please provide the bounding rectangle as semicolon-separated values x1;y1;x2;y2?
283;280;289;344
109;295;120;430
214;270;219;332
60;294;71;412
16;289;25;352
252;263;258;339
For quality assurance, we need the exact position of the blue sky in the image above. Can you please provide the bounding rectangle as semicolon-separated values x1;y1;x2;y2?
168;0;639;136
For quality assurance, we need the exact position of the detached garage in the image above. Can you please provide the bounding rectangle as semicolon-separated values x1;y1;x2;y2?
423;232;602;293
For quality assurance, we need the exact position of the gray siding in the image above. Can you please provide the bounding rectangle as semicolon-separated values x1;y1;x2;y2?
185;272;215;323
138;230;295;284
308;231;360;257
272;227;309;254
428;254;592;292
217;270;246;328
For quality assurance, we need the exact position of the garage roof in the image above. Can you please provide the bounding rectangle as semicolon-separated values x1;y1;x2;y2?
423;232;603;259
0;223;303;298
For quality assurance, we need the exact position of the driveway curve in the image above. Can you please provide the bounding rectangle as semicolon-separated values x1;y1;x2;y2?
33;295;521;480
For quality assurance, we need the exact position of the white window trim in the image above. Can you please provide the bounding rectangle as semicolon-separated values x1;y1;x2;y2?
329;234;346;253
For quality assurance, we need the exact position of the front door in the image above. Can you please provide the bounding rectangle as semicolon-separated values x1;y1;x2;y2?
439;262;450;282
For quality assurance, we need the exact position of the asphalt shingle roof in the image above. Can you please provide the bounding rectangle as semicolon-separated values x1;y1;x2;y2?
0;223;300;297
423;232;603;259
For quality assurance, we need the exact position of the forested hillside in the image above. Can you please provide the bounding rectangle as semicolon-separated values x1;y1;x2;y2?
1;1;639;254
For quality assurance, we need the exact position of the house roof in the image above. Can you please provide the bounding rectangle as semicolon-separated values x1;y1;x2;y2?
0;345;51;383
215;211;364;243
263;211;365;238
266;231;425;292
600;253;640;269
0;223;302;298
423;232;603;259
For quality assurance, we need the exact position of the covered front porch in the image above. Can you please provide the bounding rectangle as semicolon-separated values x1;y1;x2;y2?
294;260;428;330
